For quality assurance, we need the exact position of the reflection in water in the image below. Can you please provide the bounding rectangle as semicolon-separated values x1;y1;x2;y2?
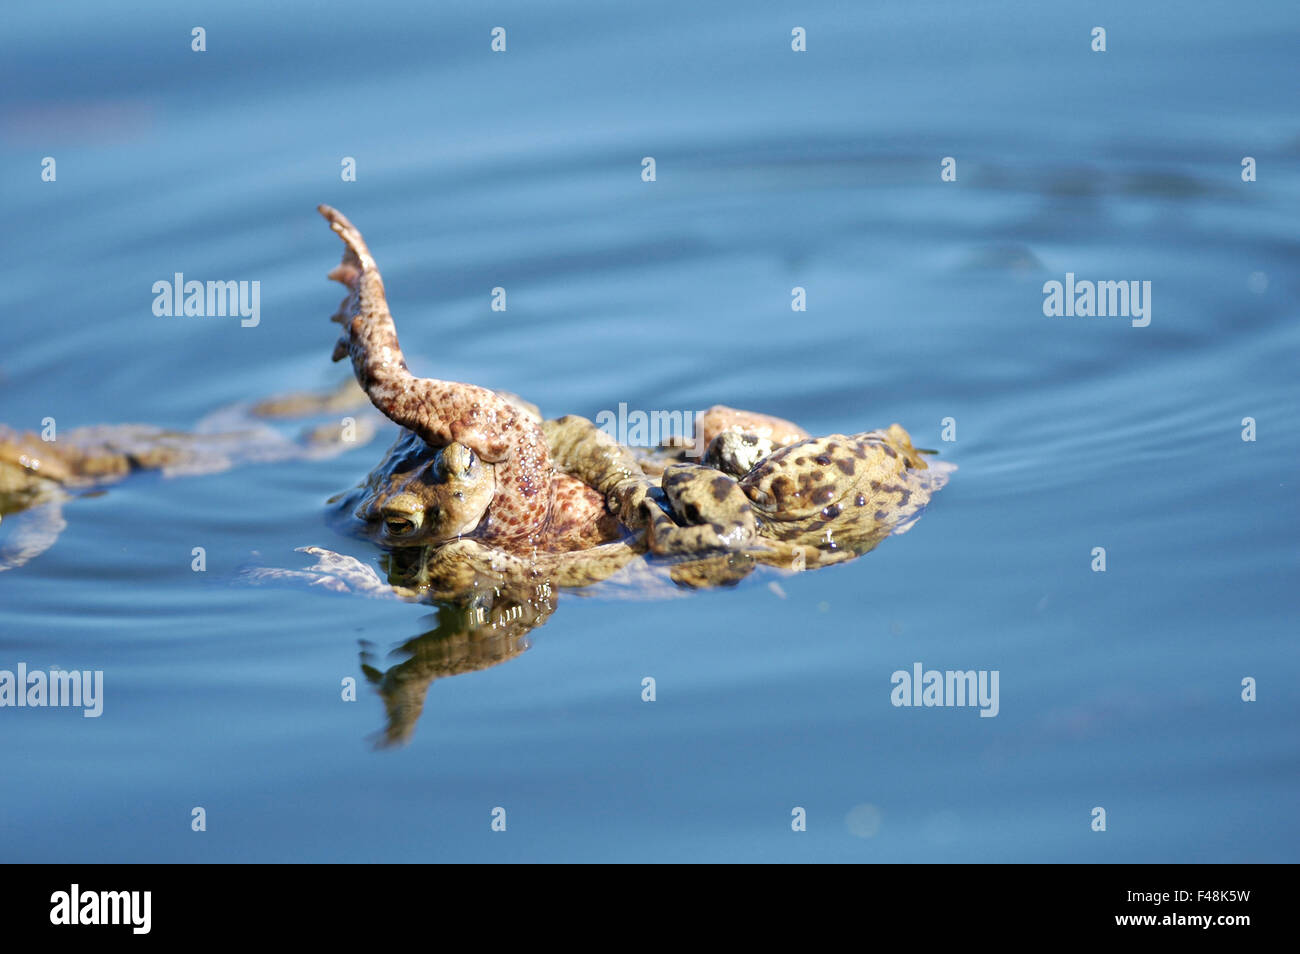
354;482;944;746
361;574;550;748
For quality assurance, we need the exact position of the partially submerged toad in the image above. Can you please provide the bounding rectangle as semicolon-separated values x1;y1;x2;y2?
322;204;618;553
315;205;952;597
0;382;377;572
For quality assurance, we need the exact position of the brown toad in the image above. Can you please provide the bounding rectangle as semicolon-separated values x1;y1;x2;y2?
320;204;620;554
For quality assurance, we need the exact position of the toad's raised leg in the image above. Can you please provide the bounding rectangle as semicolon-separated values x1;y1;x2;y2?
320;204;557;549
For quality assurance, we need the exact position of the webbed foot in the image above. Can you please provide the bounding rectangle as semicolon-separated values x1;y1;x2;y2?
649;463;761;556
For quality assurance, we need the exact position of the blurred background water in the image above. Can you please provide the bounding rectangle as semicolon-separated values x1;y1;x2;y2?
1;0;1296;861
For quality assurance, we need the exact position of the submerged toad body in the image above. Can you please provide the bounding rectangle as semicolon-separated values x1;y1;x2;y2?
0;382;377;573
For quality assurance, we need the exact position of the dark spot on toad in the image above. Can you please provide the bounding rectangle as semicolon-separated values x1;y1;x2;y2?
836;458;855;476
711;475;733;502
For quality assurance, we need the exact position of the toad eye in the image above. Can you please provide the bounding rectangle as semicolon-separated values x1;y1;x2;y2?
384;515;416;536
378;493;426;537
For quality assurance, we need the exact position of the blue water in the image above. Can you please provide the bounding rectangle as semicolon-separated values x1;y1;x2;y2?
2;0;1297;861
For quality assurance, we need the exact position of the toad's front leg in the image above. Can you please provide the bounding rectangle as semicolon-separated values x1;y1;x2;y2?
541;415;760;557
319;205;553;547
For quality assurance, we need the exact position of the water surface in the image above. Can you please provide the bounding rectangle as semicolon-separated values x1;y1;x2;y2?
1;0;1297;862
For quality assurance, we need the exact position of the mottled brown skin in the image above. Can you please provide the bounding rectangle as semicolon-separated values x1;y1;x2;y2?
343;405;942;572
309;208;951;600
320;204;613;553
534;412;932;564
347;432;497;548
696;406;809;452
339;428;621;554
741;425;932;540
